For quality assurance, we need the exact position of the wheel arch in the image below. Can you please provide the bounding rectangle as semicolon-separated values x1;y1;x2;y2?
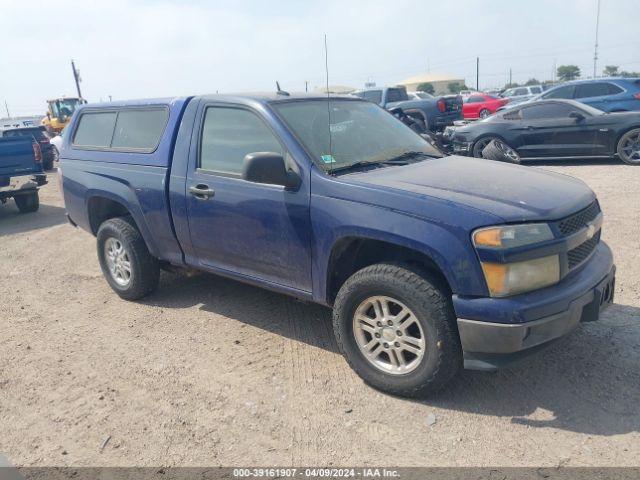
325;236;453;306
614;125;640;162
614;125;640;149
85;193;160;258
471;133;513;157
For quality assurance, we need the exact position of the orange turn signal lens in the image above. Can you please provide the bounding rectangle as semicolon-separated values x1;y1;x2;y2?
479;262;507;296
473;228;503;247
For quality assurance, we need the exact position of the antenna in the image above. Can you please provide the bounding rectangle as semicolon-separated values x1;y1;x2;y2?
593;0;601;78
324;34;333;174
276;81;290;96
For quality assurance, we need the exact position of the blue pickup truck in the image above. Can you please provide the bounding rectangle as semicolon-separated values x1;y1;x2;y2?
0;136;47;213
352;86;462;132
60;94;615;397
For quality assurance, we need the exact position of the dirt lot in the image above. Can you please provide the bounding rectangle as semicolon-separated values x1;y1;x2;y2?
0;160;638;467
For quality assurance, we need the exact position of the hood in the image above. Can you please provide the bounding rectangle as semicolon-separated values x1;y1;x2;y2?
344;156;595;223
603;110;640;120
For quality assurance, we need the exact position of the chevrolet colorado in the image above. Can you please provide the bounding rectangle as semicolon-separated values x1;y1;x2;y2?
60;94;615;396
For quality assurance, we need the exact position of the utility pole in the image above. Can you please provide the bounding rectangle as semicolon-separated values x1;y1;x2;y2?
71;59;83;99
509;68;512;85
552;59;557;83
305;81;308;93
476;57;479;91
108;95;112;102
4;100;10;118
593;0;601;78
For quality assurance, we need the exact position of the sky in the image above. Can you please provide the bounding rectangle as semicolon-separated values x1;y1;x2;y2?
1;0;639;116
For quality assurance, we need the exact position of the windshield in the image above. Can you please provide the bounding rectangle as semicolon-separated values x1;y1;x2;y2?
50;98;81;118
272;100;440;172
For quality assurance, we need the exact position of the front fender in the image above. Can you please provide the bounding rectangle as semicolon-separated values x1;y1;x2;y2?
310;195;488;304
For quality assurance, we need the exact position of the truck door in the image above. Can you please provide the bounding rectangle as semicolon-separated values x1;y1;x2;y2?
184;103;313;293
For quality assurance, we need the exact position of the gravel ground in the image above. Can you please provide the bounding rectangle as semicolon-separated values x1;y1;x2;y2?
0;159;638;467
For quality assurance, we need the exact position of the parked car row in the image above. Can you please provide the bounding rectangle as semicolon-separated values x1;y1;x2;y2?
531;77;640;112
448;99;640;165
351;86;462;133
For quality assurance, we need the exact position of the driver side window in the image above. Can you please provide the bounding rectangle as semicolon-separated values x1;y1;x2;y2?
200;107;284;175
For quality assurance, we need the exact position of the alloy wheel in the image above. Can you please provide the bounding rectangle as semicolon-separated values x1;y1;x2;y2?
352;296;425;375
619;129;640;164
493;139;520;162
104;237;132;287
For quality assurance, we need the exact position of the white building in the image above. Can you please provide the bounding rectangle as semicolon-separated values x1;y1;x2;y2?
397;73;466;95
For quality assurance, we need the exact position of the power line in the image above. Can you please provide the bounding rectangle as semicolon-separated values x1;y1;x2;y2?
593;0;601;77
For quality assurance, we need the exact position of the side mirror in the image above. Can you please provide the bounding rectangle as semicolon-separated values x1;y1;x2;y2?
569;111;585;121
242;152;301;190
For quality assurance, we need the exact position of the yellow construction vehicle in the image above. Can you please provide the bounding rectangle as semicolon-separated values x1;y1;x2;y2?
41;97;85;133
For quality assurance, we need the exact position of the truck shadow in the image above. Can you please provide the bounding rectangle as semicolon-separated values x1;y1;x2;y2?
144;272;640;436
0;203;67;236
430;302;640;436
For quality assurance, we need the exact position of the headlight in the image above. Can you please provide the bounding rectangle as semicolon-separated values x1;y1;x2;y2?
473;223;559;297
473;223;554;248
479;255;560;297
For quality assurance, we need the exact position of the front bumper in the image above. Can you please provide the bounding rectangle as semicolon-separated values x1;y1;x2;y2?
454;242;615;370
452;140;473;155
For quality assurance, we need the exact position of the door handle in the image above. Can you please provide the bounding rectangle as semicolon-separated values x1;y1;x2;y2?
189;184;215;199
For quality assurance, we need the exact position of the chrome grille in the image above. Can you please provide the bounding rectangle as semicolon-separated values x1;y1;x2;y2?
568;231;601;269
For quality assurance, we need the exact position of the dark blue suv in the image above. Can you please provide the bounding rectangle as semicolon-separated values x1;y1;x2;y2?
537;78;640;112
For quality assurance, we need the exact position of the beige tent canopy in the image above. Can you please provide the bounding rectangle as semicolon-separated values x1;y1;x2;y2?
397;73;466;95
312;85;356;94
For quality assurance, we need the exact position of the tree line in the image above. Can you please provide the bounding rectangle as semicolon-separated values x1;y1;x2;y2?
414;65;640;94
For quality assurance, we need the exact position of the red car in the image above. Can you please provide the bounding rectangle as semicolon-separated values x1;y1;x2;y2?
462;93;509;119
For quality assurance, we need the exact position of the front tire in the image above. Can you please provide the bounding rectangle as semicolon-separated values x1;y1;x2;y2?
617;128;640;165
14;191;39;213
96;216;160;300
333;263;461;397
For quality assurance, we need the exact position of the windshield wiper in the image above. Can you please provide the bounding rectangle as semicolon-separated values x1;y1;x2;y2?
381;151;438;163
329;160;385;174
329;151;436;175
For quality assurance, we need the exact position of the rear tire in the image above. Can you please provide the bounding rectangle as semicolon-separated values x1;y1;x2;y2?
333;263;461;397
14;191;39;213
96;216;160;300
479;108;491;119
616;128;640;165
